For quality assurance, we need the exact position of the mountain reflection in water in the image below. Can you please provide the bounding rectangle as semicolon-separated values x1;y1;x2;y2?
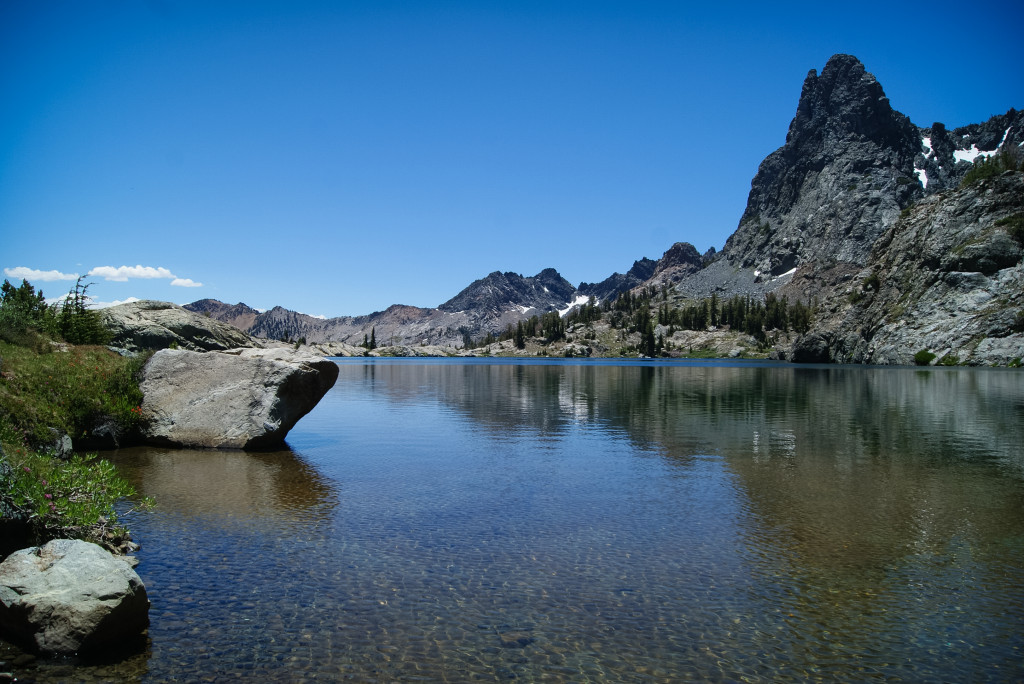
12;359;1022;683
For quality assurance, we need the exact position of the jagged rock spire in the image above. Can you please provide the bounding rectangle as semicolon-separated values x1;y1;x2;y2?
724;55;923;274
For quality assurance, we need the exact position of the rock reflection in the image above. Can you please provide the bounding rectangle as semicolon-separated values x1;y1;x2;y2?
111;446;336;525
334;359;1024;677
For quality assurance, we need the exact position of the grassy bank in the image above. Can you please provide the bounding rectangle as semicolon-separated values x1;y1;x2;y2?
0;338;152;556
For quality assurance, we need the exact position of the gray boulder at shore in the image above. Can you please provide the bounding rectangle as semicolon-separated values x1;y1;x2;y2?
100;299;256;352
139;347;339;449
0;539;149;655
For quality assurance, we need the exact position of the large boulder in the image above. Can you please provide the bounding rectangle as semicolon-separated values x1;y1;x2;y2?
0;539;149;655
100;300;256;352
138;348;339;449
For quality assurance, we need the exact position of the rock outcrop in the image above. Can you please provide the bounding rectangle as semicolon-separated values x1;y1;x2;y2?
138;348;339;449
786;172;1024;365
720;54;1023;281
723;54;923;276
578;258;657;302
100;300;255;353
0;539;149;655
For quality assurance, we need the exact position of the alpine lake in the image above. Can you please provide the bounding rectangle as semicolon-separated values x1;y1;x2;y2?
7;358;1024;682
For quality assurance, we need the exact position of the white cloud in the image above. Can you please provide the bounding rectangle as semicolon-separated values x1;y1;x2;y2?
88;296;141;309
3;266;80;282
170;278;203;288
88;265;175;281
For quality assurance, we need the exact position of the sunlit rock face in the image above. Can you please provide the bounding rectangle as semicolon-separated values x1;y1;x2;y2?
139;348;339;449
100;300;256;353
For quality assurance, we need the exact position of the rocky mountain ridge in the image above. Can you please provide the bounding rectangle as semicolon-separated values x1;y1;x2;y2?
187;244;700;347
186;54;1023;364
722;54;1023;278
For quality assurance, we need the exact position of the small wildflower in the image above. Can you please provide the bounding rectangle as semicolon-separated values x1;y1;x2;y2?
45;493;52;500
23;466;31;473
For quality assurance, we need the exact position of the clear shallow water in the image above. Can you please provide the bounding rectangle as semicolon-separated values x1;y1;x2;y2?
8;359;1024;682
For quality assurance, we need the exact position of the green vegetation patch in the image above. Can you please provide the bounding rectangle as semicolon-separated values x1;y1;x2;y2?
0;341;148;449
960;149;1022;187
1;446;151;553
914;349;936;366
1;276;155;555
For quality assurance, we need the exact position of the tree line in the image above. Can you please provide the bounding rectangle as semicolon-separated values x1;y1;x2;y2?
0;277;111;347
463;286;815;354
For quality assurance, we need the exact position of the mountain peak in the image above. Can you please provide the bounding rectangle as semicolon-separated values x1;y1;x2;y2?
787;53;915;153
438;268;575;314
724;55;924;274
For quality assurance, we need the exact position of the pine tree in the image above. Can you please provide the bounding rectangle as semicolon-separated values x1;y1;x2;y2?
514;320;526;349
56;277;111;345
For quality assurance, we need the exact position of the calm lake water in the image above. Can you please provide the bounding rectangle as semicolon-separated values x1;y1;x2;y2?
11;359;1024;682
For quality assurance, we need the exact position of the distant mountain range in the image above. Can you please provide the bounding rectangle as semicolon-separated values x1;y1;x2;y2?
187;54;1023;364
185;242;707;348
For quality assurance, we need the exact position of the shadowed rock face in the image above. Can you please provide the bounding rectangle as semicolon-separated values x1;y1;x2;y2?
720;55;1024;281
138;348;339;449
724;54;923;275
0;539;149;655
578;257;657;302
100;300;255;352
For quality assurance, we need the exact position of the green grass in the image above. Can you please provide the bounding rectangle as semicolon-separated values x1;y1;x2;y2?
0;341;148;448
0;340;153;554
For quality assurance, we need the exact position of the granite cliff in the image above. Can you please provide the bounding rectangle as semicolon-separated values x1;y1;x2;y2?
671;54;1023;364
722;54;1022;278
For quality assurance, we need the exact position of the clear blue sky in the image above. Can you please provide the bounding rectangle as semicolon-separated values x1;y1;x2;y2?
3;1;1022;317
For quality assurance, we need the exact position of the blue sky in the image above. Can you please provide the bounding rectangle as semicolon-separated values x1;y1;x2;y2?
3;1;1022;317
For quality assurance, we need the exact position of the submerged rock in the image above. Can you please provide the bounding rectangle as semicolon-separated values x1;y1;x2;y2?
0;539;149;655
139;347;339;449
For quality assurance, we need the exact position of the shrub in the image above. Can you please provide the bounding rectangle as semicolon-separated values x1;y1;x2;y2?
938;354;960;366
914;349;936;366
0;446;151;553
862;271;881;292
960;148;1022;187
0;279;56;344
